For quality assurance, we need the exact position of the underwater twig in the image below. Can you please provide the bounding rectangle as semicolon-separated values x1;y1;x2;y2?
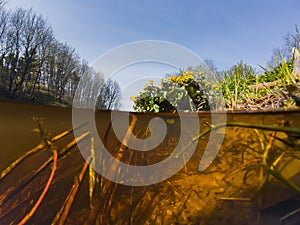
126;187;151;224
280;207;300;222
0;156;53;209
94;114;138;224
267;165;300;194
116;114;138;159
260;122;300;194
217;196;252;201
175;122;300;158
89;137;97;207
103;122;112;147
17;118;59;225
272;152;286;167
0;131;66;181
0;145;44;181
0;121;87;181
183;152;189;173
60;132;90;156
17;147;58;225
176;186;193;219
224;122;300;134
262;131;276;165
0;131;90;215
52;157;91;225
253;130;277;197
84;198;102;225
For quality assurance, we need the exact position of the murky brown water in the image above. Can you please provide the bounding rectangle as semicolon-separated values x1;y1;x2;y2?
1;101;300;225
0;101;73;170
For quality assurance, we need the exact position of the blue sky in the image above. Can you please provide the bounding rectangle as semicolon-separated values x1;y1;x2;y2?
6;0;300;110
6;0;300;69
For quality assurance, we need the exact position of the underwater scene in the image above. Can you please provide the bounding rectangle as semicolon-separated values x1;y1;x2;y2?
1;101;300;225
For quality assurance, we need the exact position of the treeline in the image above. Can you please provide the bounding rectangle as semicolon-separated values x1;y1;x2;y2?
0;2;121;109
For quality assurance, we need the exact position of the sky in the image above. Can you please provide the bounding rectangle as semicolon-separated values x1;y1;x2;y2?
5;0;300;110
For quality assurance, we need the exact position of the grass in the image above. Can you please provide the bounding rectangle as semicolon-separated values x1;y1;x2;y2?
0;89;71;107
217;56;298;111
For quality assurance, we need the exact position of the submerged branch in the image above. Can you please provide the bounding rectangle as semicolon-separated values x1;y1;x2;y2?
0;121;88;181
176;122;300;158
0;131;90;212
52;157;91;225
17;149;58;225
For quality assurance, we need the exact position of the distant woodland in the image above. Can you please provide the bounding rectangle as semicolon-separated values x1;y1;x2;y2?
0;1;121;109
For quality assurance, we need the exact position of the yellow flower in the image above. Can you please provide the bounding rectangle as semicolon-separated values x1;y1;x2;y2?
168;75;178;83
167;71;194;84
149;79;154;85
130;96;136;101
144;84;149;89
181;72;194;83
183;71;193;77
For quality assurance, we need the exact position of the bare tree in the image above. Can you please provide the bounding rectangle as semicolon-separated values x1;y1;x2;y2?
73;68;106;109
5;8;26;95
97;79;121;110
1;8;54;97
0;3;8;89
16;10;53;95
29;26;54;97
44;40;79;101
0;5;122;109
270;25;300;65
